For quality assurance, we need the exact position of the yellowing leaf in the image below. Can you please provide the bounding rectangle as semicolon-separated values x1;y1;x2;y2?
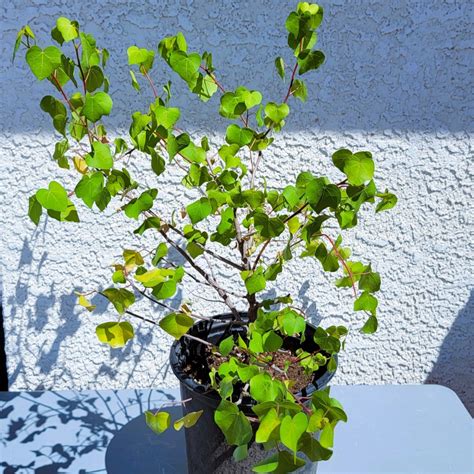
173;410;203;431
78;294;96;312
96;321;134;348
145;410;170;434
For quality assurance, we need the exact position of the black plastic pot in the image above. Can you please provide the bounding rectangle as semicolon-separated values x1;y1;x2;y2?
169;313;336;473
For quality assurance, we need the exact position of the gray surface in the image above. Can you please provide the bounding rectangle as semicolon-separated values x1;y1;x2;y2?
0;384;472;473
320;385;473;473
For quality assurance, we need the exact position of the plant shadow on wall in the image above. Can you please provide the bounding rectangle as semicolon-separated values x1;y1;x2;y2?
426;289;474;416
5;231;185;389
0;388;183;472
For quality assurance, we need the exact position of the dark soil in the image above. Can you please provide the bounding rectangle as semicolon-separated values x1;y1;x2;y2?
183;343;313;395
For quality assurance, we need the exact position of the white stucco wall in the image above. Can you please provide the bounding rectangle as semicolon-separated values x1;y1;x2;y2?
1;0;472;413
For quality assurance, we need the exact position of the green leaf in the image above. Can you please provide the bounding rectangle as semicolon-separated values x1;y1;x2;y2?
320;423;334;448
56;17;78;42
262;331;283;352
169;51;200;87
313;327;341;354
279;309;306;336
192;73;218;102
298;50;325;75
376;190;397;213
26;46;62;80
85;65;104;92
310;182;341;213
264;102;289;124
151;151;166;176
133;217;162;235
290;79;307;102
280;412;308;455
96;321;134;348
252;453;279;473
255;408;281;443
332;149;374;186
40;95;67;135
249;373;282;403
214;400;253;446
254;213;285;239
275;450;306;472
173;410;203;430
28;195;42;225
102;288;135;314
129;69;140;91
153;105;180;129
123;189;157;219
219;86;262;119
219;335;235;357
361;315;378;334
75;172;104;208
35;181;68;212
241;268;266;295
85;141;113;169
47;199;79;222
225;124;254;147
233;444;248;462
298;433;332;462
152;280;178;300
159;312;194;339
359;269;381;292
354;291;378;315
135;268;168;287
83;91;113;122
314;243;339;272
275;56;285;79
186;197;213;224
52;139;69;168
127;46;155;71
145;410;171;434
123;249;144;269
13;25;35;63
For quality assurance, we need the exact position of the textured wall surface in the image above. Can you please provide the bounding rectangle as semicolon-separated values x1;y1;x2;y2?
1;0;473;414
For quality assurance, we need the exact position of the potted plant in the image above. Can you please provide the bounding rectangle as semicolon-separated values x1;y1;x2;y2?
14;3;397;472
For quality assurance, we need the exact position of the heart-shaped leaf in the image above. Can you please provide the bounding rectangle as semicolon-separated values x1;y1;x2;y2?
75;172;103;208
145;410;170;434
169;51;200;87
26;46;62;80
280;412;308;453
264;102;289;123
85;141;113;169
153;105;180;129
56;17;78;42
225;124;254;147
96;321;134;348
83;91;113;122
36;181;68;212
159;312;194;339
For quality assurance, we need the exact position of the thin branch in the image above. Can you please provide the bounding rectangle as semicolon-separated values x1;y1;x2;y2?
320;233;357;297
159;228;241;319
168;224;245;271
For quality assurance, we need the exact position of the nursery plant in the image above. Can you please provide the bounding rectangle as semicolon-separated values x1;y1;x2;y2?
15;3;397;472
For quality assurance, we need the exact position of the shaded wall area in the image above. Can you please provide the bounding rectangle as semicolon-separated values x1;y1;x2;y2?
426;290;474;415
